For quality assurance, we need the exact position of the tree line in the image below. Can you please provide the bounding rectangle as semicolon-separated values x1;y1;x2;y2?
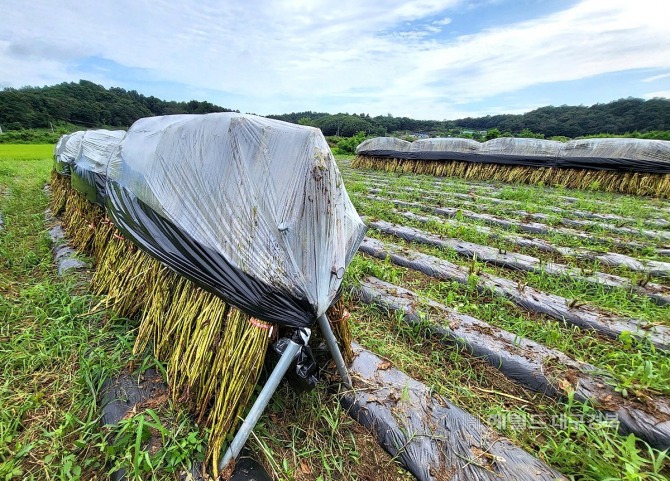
0;80;237;131
1;80;669;140
455;97;670;138
271;97;670;139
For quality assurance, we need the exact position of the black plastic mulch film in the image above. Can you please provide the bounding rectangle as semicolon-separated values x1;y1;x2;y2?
342;345;567;481
357;137;670;173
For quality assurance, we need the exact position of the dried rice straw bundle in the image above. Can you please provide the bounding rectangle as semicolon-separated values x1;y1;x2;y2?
325;297;353;364
353;156;670;198
61;190;108;256
131;269;272;475
90;226;273;474
49;171;70;215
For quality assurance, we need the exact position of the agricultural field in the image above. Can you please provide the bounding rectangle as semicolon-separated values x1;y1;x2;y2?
1;143;669;480
338;155;670;480
0;145;410;480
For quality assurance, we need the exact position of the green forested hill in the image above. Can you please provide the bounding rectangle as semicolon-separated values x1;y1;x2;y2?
1;80;669;139
271;98;670;139
455;97;670;138
0;80;237;130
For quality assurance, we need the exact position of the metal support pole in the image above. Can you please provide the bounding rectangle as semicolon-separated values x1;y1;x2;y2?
219;338;302;472
219;314;352;472
317;314;352;387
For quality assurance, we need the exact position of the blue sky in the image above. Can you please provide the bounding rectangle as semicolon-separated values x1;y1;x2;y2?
1;0;669;119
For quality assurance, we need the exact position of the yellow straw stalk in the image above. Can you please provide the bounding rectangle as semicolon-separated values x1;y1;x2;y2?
49;171;70;215
326;297;353;364
352;156;670;198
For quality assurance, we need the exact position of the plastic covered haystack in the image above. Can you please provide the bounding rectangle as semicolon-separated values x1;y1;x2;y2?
408;137;481;161
356;136;670;174
56;131;85;175
53;134;69;163
410;137;480;153
356;137;412;156
106;113;367;328
71;129;125;206
561;138;670;173
479;137;563;160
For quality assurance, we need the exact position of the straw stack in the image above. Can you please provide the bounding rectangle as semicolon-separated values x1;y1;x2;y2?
352;156;670;197
49;113;364;476
353;137;670;197
50;176;277;474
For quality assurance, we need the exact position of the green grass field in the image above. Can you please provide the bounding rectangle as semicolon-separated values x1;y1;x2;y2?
0;144;54;160
0;143;139;480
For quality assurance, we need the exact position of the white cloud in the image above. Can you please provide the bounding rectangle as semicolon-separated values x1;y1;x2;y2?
0;41;79;88
433;17;453;25
643;91;670;99
643;72;670;83
0;0;669;118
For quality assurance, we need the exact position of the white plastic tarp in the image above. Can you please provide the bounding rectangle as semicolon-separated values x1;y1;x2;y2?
356;137;412;155
106;113;367;327
71;129;125;205
61;131;85;166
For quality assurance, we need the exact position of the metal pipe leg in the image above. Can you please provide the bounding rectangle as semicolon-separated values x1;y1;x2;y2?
317;314;352;387
219;338;302;472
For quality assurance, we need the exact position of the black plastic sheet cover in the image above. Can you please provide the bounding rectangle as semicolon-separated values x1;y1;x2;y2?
71;129;125;206
343;344;567;481
106;113;367;328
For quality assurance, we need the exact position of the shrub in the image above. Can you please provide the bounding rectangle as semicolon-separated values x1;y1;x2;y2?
333;131;367;155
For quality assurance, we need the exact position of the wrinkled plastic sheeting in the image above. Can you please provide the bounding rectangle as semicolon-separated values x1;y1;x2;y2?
478;137;563;164
343;344;567;481
408;138;482;162
55;131;85;175
357;136;670;173
410;137;480;153
365;217;670;305
106;113;367;328
359;236;670;350
53;134;69;160
53;134;71;174
71;129;125;206
560;138;670;173
355;137;412;157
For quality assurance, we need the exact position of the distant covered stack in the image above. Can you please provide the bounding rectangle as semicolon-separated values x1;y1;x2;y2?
71;129;125;206
52;131;83;212
353;137;670;197
54;131;84;175
50;113;366;475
